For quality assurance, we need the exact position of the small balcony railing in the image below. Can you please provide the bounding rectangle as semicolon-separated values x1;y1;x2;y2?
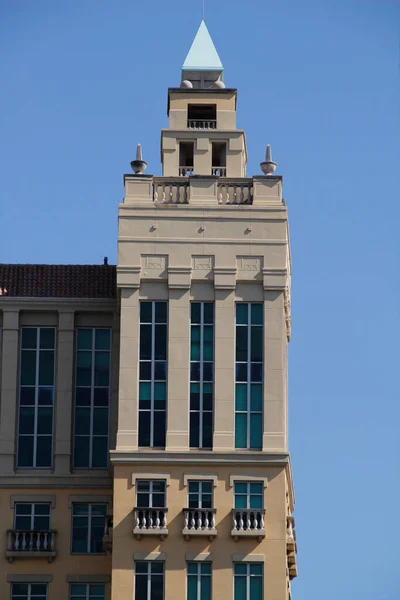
212;167;226;177
188;120;217;130
231;509;266;541
182;508;217;540
179;166;194;176
133;508;168;540
6;530;57;563
102;515;113;554
154;178;190;204
218;180;253;205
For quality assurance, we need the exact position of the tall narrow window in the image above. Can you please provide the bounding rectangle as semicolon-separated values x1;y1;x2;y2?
11;583;48;600
187;563;212;600
135;561;164;600
18;327;55;468
235;304;263;449
74;328;111;468
70;584;106;600
71;503;107;554
139;302;167;448
234;563;263;600
190;303;214;449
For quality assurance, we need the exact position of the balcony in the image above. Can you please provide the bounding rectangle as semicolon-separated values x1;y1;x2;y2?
182;508;217;541
188;119;217;130
179;166;194;177
287;516;298;580
6;530;56;563
102;515;113;554
152;177;255;206
231;509;266;541
212;166;226;177
133;508;168;540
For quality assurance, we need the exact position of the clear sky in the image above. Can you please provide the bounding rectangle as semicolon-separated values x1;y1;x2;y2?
1;1;399;598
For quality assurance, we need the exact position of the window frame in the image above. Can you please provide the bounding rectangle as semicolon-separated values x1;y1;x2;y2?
135;561;165;600
71;503;107;555
233;563;263;600
14;502;51;531
139;301;168;449
234;482;264;510
188;480;213;509
190;302;214;449
136;480;166;509
235;304;263;450
73;327;112;469
69;583;106;600
187;562;212;600
11;583;48;600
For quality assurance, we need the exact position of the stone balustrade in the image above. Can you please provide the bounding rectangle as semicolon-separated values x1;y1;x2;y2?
182;508;217;540
6;529;56;562
133;508;168;540
231;509;266;541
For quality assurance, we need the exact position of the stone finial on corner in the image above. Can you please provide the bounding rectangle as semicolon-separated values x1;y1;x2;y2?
130;144;148;175
260;144;277;176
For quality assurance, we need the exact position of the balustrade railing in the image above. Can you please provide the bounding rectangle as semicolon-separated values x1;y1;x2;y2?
134;508;168;531
183;508;216;532
188;120;217;130
231;509;265;532
179;166;194;176
212;167;226;177
7;530;56;556
218;180;253;204
154;178;189;204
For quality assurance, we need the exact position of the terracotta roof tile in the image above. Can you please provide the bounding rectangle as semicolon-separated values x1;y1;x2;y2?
0;264;117;299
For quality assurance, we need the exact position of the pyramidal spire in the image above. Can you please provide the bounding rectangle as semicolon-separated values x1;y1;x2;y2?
183;21;223;71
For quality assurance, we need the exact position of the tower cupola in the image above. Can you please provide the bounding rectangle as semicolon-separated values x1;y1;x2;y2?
181;20;225;89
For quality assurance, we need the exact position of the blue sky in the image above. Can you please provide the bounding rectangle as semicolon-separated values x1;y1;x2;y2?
1;1;399;598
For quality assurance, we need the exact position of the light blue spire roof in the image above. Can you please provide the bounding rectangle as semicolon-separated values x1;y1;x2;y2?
182;21;224;72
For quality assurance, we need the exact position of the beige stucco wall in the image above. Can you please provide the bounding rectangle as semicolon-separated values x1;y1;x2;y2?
0;487;112;599
111;464;288;600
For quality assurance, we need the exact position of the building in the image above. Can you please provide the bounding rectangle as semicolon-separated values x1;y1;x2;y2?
0;20;297;600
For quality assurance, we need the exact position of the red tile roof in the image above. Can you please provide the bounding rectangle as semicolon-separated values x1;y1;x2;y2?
0;264;117;299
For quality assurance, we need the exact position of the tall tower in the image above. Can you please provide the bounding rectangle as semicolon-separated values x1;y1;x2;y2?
112;20;297;600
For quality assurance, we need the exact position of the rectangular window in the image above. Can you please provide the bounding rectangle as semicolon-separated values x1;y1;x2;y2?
14;503;51;531
70;584;106;600
11;583;48;600
234;482;263;509
74;328;111;469
187;562;212;600
136;480;166;508
234;564;263;600
190;303;214;449
235;304;263;449
139;302;167;448
188;481;213;509
135;561;164;600
71;503;107;554
18;327;56;468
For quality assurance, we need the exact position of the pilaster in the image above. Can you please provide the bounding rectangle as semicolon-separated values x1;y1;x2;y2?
54;311;75;474
0;309;20;474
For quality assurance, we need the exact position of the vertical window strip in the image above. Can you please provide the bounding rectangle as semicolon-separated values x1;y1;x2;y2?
74;328;111;469
190;302;214;449
187;562;212;600
139;302;167;448
71;503;107;554
135;561;164;600
235;304;263;450
234;563;263;600
18;327;56;468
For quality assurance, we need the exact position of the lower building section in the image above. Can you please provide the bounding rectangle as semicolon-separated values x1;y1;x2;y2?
111;462;295;600
0;488;112;599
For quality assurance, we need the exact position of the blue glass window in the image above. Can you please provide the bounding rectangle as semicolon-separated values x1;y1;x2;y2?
11;583;48;600
135;562;164;600
190;303;214;449
139;302;168;448
71;503;107;554
74;328;111;469
234;563;263;600
18;327;55;468
187;562;212;600
70;584;106;600
235;305;263;449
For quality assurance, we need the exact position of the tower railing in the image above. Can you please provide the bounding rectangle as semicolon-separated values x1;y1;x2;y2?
153;177;190;204
187;119;217;130
218;180;253;204
212;166;226;177
151;177;255;205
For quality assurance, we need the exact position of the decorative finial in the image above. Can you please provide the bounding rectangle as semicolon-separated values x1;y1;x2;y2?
260;144;277;176
130;143;148;175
